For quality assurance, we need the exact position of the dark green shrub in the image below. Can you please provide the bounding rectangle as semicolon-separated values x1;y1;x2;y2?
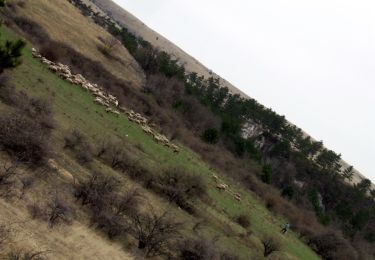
236;214;251;228
282;186;295;200
261;165;272;184
365;232;375;243
351;209;370;231
0;34;26;74
201;128;219;144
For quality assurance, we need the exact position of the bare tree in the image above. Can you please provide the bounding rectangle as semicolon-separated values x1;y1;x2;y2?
0;159;19;188
96;137;130;170
112;188;143;216
74;173;143;240
46;195;74;228
0;223;11;249
261;235;282;257
97;36;121;57
74;172;119;207
28;194;74;228
130;208;182;257
64;130;94;163
179;238;218;260
19;176;34;199
6;250;46;260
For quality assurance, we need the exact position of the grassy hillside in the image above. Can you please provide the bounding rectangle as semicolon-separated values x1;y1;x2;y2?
0;21;319;260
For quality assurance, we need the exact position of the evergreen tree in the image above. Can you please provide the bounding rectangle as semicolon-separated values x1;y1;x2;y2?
342;166;354;182
0;34;26;74
201;128;219;144
261;165;272;184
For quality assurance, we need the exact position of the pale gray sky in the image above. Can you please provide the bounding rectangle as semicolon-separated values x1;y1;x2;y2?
114;0;375;182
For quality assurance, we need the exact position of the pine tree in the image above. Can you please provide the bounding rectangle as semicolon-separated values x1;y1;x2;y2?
0;33;26;74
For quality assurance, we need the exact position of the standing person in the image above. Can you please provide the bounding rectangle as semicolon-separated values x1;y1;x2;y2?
281;223;290;234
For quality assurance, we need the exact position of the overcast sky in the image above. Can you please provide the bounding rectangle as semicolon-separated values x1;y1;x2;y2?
114;0;375;182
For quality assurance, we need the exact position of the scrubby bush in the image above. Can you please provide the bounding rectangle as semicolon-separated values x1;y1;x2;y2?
0;113;51;165
74;172;119;207
64;130;95;163
0;75;17;105
6;249;46;260
0;159;20;196
27;195;74;228
220;252;240;260
281;186;295;200
261;234;282;257
22;97;51;117
97;36;121;59
27;202;45;220
46;196;74;228
64;130;84;150
96;137;131;170
131;209;182;257
365;232;375;243
21;97;56;131
308;231;358;260
112;188;142;217
126;161;155;186
0;80;55;131
179;238;230;260
0;223;10;249
90;207;127;239
201;128;219;144
75;173;143;239
235;214;251;229
261;165;272;184
153;166;206;213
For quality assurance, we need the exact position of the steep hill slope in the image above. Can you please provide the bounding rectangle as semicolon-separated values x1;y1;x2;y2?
89;0;372;189
0;2;320;259
1;0;375;259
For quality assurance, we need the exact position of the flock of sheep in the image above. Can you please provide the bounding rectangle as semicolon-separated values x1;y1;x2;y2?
31;48;179;153
213;174;242;203
31;48;244;201
124;109;180;153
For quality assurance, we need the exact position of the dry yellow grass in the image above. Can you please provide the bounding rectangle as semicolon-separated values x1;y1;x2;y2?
15;0;145;89
0;199;133;260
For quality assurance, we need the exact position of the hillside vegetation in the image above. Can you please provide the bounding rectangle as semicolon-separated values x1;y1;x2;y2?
0;0;374;259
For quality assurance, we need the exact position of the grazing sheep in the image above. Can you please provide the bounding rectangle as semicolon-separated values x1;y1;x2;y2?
112;110;120;116
212;174;219;182
216;184;228;191
234;194;242;202
32;48;181;154
119;106;127;112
